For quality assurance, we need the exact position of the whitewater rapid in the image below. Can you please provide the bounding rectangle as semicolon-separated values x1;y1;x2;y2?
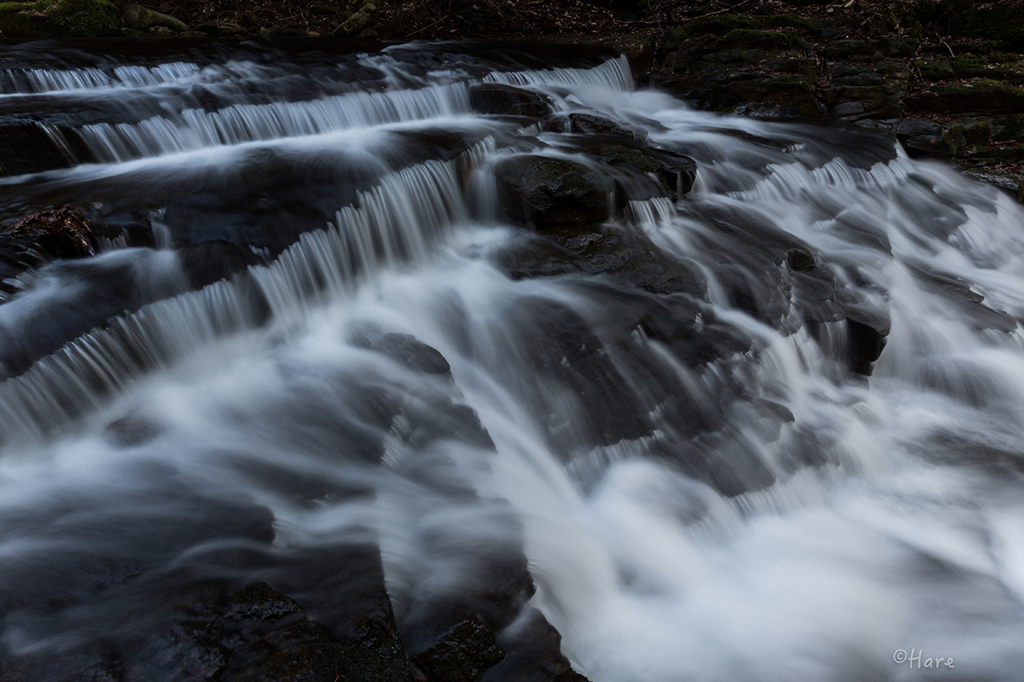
0;40;1022;681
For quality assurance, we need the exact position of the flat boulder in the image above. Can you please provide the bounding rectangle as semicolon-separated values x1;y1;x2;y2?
470;84;554;118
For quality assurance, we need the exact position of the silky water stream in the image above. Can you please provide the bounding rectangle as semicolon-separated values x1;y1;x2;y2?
0;39;1021;681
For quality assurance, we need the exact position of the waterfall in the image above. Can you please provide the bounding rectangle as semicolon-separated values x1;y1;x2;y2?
0;40;1022;682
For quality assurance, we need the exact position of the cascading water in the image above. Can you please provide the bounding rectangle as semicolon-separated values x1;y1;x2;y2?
0;38;1023;682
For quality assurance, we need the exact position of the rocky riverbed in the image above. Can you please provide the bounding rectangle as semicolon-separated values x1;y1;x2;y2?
2;1;1022;195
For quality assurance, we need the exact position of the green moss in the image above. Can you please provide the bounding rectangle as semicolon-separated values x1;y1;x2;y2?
965;120;992;145
776;57;817;75
674;14;760;39
958;6;1024;49
974;144;1024;158
0;0;120;36
705;48;768;65
715;28;801;51
942;124;968;155
889;37;920;56
952;54;984;70
993;114;1024;141
919;61;954;80
989;53;1022;64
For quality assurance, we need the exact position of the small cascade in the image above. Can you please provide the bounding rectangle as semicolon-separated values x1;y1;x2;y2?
484;54;634;91
0;42;1023;682
0;61;202;94
0;138;491;445
77;83;474;163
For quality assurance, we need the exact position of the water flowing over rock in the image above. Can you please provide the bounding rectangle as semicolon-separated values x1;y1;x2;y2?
0;39;1023;682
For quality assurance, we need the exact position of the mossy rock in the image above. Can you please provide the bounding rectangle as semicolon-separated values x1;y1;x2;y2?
993;114;1024;141
666;13;820;46
964;120;992;145
908;80;1024;115
715;28;803;51
0;0;121;37
770;57;819;82
957;6;1024;50
942;124;968;155
882;36;919;57
989;53;1022;64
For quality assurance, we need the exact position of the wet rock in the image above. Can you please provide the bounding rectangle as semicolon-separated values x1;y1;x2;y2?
578;139;697;200
895;117;945;155
123;4;188;32
502;297;652;450
907;263;1017;334
252;546;417;682
0;0;121;38
470;84;554;118
542;113;639;139
837;301;890;376
2;204;97;259
413;618;505;682
482;609;590;682
494;219;706;299
178;240;262;289
494;155;614;229
119;578;414;682
0;122;93;176
352;328;453;378
105;412;162;447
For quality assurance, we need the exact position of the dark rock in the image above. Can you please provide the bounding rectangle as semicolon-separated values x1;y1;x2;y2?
0;0;122;38
494;155;614;229
178;240;262;289
554;224;707;297
662;69;826;119
501;296;651;450
257;545;417;682
837;301;890;376
581;139;697;200
895;117;945;155
543;113;639;140
819;62;910;120
906;81;1024;116
105;413;162;447
0;122;93;177
907;263;1017;334
2;204;97;259
120;579;414;682
413;618;505;682
493;220;706;299
352;328;453;378
482;609;590;682
470;84;553;118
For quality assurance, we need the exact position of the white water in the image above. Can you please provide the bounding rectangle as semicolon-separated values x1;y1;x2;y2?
1;45;1023;681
